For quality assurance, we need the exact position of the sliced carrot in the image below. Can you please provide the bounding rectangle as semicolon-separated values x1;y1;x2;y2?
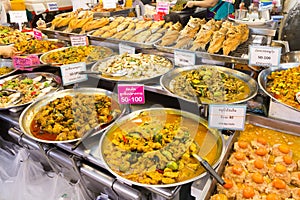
283;155;293;165
242;186;255;198
251;172;264;184
255;147;268;156
257;137;267;145
274;163;287;173
238;141;248;149
278;144;290;154
232;165;243;175
254;158;265;169
272;178;286;189
223;178;233;189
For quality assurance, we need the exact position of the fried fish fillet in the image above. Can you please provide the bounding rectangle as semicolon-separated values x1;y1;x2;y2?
80;17;110;34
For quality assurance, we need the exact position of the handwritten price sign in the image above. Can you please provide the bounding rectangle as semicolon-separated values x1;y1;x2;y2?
13;55;40;70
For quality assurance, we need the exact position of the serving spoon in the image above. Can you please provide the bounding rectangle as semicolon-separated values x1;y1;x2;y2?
79;69;127;77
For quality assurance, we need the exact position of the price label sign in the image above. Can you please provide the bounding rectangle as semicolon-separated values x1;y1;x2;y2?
118;84;145;104
156;1;170;14
119;43;135;55
60;62;88;86
174;50;196;66
9;11;28;23
103;0;117;9
208;104;247;130
249;45;281;67
13;55;40;70
70;35;89;46
47;2;59;11
34;29;43;40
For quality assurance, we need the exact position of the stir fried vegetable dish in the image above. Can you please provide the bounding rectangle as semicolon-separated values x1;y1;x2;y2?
31;94;115;141
266;65;300;110
0;29;33;45
102;111;220;185
0;74;58;108
41;46;113;65
94;53;173;81
0;66;13;76
14;39;65;55
170;67;250;103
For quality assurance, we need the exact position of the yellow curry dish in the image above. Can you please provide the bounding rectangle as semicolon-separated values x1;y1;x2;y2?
100;109;224;187
30;94;117;141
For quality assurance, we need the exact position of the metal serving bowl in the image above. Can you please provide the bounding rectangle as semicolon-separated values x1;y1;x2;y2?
99;108;225;188
258;62;300;112
160;65;258;104
19;88;126;144
0;59;16;79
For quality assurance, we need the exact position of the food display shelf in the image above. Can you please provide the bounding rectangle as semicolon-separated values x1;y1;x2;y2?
191;114;300;200
93;8;134;18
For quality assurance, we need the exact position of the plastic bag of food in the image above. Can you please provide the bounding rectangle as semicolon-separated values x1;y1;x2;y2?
0;147;86;200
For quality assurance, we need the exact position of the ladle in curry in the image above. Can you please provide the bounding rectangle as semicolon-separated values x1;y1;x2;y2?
79;70;127;77
72;110;120;150
192;153;225;185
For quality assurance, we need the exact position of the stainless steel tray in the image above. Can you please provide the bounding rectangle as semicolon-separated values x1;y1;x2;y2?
19;88;126;144
99;108;226;188
160;65;258;105
0;72;62;110
196;114;300;200
258;62;300;112
40;45;114;66
88;32;160;49
93;8;134;17
154;37;253;65
90;53;174;83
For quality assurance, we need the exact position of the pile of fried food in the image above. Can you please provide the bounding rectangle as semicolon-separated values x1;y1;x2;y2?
31;94;114;141
266;65;300;110
14;39;65;55
160;17;250;56
91;16;171;43
211;124;300;200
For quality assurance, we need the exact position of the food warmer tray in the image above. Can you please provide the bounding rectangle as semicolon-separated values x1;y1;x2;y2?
93;8;134;17
39;24;87;41
88;32;159;49
191;114;300;200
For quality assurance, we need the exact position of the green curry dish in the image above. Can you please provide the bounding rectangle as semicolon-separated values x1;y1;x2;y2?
171;68;250;103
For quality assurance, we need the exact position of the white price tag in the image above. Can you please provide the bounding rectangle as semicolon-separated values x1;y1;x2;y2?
70;35;88;46
208;104;247;130
249;45;281;67
119;43;135;54
174;50;196;66
32;3;46;15
47;2;59;11
60;62;88;86
9;11;28;23
156;2;170;14
103;0;117;9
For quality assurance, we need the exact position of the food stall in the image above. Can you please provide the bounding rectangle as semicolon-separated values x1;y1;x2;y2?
0;1;299;199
